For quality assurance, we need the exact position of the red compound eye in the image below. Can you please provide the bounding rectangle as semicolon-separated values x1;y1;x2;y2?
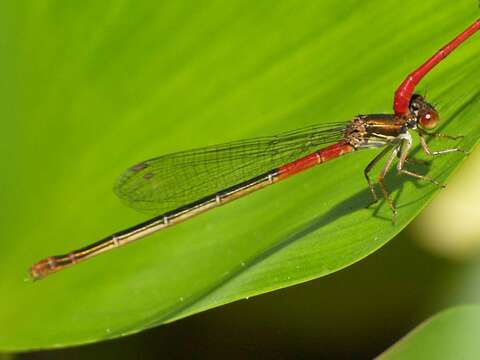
419;110;439;129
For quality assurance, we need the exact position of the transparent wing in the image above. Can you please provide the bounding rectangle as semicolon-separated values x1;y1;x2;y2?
114;122;347;213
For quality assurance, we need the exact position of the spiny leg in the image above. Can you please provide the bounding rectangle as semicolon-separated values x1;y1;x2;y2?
421;129;464;141
378;146;400;222
364;146;392;206
418;130;466;156
397;138;445;188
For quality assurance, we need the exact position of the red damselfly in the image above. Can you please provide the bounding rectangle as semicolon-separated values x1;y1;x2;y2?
30;19;480;280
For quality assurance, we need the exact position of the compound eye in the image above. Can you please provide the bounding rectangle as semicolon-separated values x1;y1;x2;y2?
419;110;439;129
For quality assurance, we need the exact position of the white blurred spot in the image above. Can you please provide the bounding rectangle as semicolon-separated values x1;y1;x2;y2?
413;148;480;259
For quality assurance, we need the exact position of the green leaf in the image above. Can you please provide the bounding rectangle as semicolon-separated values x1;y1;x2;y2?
0;0;479;351
379;305;480;360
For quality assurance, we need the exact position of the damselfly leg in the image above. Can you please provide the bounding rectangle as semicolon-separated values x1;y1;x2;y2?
418;130;467;156
366;128;466;222
364;146;393;206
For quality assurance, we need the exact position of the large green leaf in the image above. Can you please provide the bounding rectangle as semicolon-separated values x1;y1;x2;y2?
379;305;480;359
0;0;479;351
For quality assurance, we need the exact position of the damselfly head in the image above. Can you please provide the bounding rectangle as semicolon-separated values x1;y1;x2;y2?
409;94;439;130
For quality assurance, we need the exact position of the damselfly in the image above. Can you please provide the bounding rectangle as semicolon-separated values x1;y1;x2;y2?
30;19;480;280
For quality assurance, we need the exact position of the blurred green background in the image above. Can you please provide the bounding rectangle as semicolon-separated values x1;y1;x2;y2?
1;0;479;358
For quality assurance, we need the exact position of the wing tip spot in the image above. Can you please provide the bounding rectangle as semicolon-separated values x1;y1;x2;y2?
131;162;148;172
